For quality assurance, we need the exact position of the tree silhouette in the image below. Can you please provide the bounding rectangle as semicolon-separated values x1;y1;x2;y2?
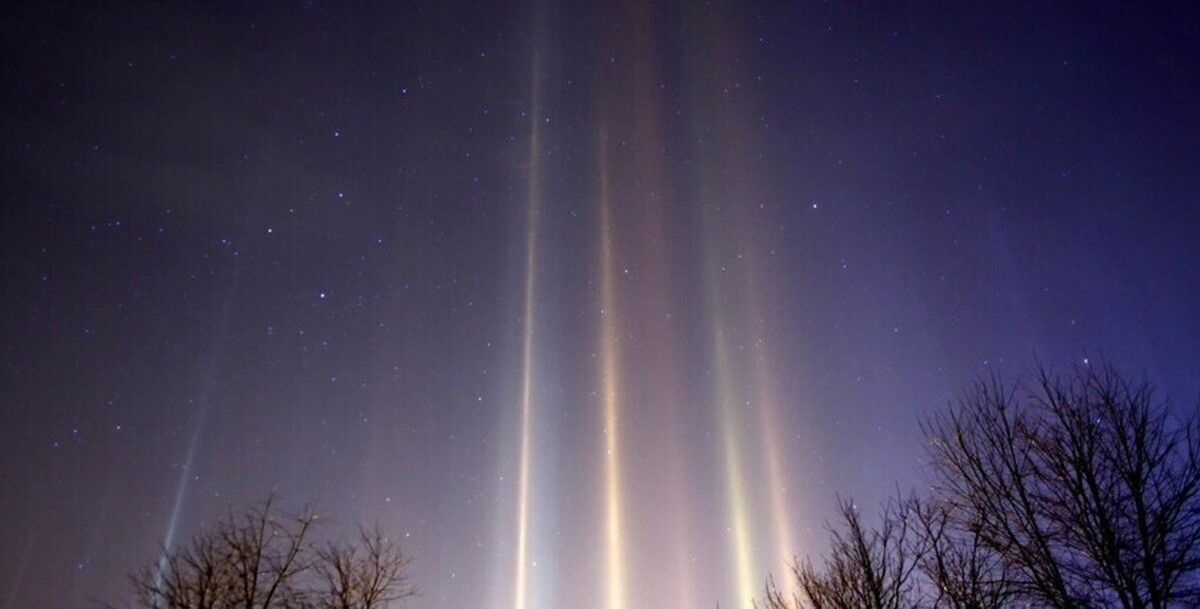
763;361;1200;609
923;364;1200;608
759;495;921;609
908;496;1013;609
125;496;414;609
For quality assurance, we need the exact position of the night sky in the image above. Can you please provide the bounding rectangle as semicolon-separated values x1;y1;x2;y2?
3;2;1200;608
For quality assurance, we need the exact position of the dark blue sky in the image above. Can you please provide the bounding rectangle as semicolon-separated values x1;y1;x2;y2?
2;2;1198;607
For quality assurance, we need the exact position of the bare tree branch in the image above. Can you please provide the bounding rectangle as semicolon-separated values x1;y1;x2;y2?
313;526;415;609
922;363;1200;608
762;495;922;609
125;497;414;609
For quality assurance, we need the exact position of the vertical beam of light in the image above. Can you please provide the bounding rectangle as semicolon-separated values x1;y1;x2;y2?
513;52;542;609
596;132;627;609
688;6;799;602
716;24;799;591
155;237;243;589
1;529;31;609
709;318;759;608
687;11;760;598
618;1;699;598
749;310;798;598
697;196;759;607
739;260;796;594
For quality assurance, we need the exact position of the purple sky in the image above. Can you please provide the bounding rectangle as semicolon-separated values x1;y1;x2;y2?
2;2;1199;607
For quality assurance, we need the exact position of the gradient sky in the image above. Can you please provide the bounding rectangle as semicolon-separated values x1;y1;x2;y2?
3;2;1199;608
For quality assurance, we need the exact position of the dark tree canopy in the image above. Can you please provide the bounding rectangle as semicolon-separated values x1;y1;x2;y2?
759;495;920;609
124;497;414;609
762;362;1200;609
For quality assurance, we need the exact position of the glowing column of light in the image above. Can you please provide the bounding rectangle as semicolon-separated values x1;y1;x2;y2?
700;233;759;607
750;329;798;597
156;244;242;589
683;8;766;604
736;153;798;597
711;330;758;608
596;133;628;609
689;79;757;609
616;6;698;599
513;56;542;609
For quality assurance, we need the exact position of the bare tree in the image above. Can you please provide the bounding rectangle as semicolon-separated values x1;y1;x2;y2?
760;496;921;609
126;496;414;609
922;363;1200;608
909;497;1013;609
314;527;414;609
133;529;234;609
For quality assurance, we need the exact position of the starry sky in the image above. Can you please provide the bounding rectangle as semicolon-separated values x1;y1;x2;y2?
2;2;1200;608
